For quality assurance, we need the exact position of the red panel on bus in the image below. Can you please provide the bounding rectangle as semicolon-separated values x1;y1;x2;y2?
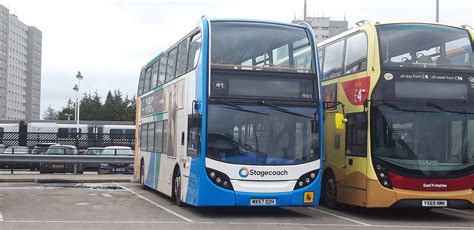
389;172;474;191
341;77;370;106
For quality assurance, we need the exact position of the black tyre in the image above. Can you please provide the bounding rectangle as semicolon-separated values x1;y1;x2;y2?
140;160;145;184
322;172;339;209
173;170;183;207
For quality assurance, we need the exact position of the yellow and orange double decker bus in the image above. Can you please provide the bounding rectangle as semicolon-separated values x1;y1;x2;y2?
318;21;473;209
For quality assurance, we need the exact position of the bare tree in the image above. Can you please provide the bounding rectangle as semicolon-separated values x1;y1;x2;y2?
42;105;58;120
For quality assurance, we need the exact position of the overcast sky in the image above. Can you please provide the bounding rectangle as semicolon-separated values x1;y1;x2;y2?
0;0;473;115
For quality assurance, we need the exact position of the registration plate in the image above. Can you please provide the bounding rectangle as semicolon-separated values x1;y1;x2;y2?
52;164;64;169
250;198;276;206
115;168;126;172
422;200;447;207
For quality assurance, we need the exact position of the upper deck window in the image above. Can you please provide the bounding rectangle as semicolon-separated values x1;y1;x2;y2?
210;22;314;74
377;24;473;70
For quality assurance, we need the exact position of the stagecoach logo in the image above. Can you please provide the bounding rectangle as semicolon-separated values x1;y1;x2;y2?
384;73;394;81
239;167;249;178
213;81;226;89
239;167;289;178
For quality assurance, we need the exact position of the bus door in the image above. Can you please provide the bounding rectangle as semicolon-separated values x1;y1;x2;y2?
325;110;346;194
339;112;368;206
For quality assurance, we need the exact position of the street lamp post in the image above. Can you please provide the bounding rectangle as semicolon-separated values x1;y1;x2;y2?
73;71;83;134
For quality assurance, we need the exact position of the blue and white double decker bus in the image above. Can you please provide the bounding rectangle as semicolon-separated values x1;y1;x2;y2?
135;17;324;207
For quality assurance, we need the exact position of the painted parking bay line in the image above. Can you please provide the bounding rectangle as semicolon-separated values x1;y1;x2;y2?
0;211;3;222
115;183;194;223
308;207;371;226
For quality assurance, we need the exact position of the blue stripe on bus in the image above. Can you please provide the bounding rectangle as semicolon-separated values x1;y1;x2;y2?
145;153;156;187
185;17;210;205
313;25;325;193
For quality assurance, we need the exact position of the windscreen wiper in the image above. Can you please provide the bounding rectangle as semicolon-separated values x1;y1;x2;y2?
215;100;269;116
426;102;474;114
257;100;313;119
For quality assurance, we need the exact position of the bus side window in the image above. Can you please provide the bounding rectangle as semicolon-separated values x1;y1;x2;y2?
147;123;155;152
154;121;163;153
137;70;145;95
143;67;152;93
344;32;367;74
140;124;147;151
158;53;168;86
176;38;189;78
323;39;344;80
187;114;201;156
165;47;178;82
187;32;201;71
345;113;368;157
151;61;159;89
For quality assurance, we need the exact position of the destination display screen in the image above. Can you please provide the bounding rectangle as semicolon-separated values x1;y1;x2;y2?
372;70;474;102
228;79;301;98
395;81;468;100
210;72;317;100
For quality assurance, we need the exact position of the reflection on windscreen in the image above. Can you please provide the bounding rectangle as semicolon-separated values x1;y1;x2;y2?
211;22;314;73
377;24;473;69
372;105;474;172
207;104;319;165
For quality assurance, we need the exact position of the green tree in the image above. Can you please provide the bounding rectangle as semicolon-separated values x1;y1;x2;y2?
126;95;136;122
57;90;136;121
57;99;76;120
79;91;102;120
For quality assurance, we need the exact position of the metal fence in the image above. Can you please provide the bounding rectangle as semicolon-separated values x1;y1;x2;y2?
0;132;135;149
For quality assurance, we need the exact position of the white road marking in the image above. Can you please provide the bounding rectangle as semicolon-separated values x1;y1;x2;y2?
74;202;90;206
115;183;194;223
101;193;113;198
443;208;474;215
0;211;3;222
0;186;44;190
308;207;372;226
1;220;474;228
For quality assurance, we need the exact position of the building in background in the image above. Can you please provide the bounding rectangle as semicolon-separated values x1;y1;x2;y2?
292;16;348;42
0;5;42;121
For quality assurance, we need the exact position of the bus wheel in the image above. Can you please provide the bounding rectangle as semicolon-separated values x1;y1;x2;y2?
173;170;183;207
323;173;339;209
139;160;149;190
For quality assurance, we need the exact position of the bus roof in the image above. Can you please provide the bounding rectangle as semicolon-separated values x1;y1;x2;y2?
317;21;471;47
209;18;308;29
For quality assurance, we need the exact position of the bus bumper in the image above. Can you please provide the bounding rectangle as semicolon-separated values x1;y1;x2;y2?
366;180;474;208
192;167;321;206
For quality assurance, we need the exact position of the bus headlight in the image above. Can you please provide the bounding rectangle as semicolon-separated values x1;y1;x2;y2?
294;170;319;190
206;168;234;191
373;159;392;189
